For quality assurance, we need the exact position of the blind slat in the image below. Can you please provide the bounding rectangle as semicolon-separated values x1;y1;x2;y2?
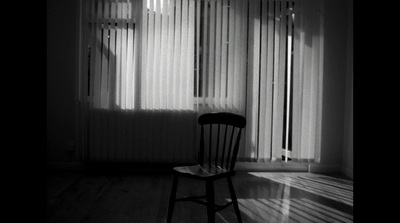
226;0;235;111
214;0;222;109
208;0;216;107
172;0;182;109
180;0;189;109
220;0;228;107
258;0;270;160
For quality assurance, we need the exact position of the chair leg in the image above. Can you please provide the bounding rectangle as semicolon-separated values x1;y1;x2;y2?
206;180;215;223
167;174;178;223
227;176;242;223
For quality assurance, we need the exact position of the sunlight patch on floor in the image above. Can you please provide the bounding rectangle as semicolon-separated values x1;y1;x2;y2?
248;172;353;206
236;198;353;223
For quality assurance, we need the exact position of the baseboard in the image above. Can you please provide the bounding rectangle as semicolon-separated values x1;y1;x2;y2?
47;162;85;171
235;162;309;172
46;161;193;172
308;163;341;173
236;162;346;174
47;161;345;175
341;166;353;179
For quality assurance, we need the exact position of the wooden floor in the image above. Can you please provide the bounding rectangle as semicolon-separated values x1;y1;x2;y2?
47;170;353;223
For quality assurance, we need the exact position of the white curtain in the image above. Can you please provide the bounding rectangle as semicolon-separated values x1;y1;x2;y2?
77;0;324;164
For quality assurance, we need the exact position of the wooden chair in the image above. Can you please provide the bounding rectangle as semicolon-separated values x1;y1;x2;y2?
166;112;246;223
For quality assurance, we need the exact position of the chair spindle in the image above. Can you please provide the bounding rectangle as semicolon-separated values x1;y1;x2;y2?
208;124;212;168
215;124;220;167
226;126;235;169
221;125;228;168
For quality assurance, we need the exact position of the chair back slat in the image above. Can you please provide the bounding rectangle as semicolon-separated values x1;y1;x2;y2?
198;112;246;171
199;125;205;166
215;124;221;167
208;124;212;168
220;125;228;168
225;126;235;169
230;128;242;171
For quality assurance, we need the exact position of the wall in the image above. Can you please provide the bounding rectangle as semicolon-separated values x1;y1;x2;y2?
342;0;353;178
311;0;352;177
47;0;79;163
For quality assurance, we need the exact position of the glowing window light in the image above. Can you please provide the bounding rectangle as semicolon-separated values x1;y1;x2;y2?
146;0;164;10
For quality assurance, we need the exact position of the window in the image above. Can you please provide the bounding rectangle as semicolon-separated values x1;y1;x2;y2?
78;0;324;163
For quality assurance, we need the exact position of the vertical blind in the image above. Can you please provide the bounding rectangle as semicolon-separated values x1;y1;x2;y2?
77;0;325;164
245;0;294;162
242;0;324;163
197;0;248;115
141;0;196;110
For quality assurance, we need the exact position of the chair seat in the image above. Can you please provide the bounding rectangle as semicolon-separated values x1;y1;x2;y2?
173;164;233;179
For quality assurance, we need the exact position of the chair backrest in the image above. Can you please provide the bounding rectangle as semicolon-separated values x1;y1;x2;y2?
198;112;246;172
